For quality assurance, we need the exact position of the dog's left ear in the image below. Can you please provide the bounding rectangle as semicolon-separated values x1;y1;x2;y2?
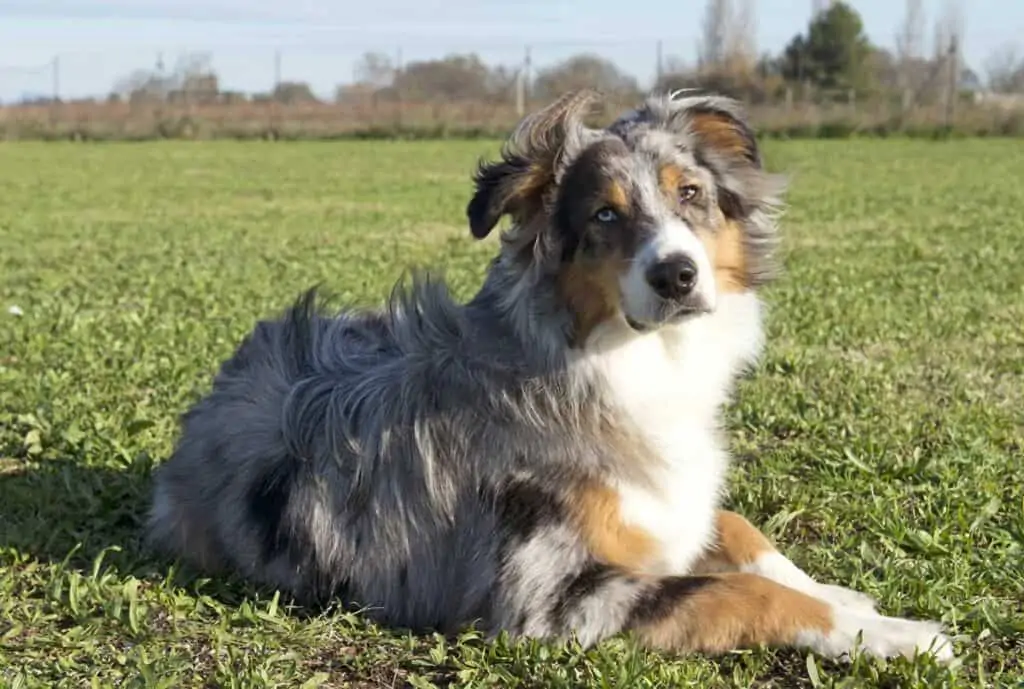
687;104;762;171
665;95;775;219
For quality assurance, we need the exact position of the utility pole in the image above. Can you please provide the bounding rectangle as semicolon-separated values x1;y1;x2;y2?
516;45;531;116
656;40;664;86
944;35;958;128
51;55;60;102
395;46;404;128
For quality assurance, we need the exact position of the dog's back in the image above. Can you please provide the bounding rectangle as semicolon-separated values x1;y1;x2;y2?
146;283;621;636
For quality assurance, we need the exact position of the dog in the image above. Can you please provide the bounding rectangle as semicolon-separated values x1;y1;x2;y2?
146;90;954;664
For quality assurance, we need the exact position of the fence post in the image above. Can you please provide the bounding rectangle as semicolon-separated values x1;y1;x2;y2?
49;55;60;131
394;46;403;131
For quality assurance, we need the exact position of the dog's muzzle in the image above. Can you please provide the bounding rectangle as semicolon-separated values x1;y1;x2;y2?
642;252;713;321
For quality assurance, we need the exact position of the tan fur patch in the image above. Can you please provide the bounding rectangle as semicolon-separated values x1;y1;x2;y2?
569;479;657;572
696;217;748;294
506;163;555;215
690;113;753;162
606;180;629;212
635;572;833;654
558;257;623;345
658;164;685;198
691;510;776;574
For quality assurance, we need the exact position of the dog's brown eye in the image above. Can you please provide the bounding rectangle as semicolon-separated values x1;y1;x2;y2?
679;185;699;203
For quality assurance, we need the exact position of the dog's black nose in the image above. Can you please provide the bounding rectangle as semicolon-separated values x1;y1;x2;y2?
646;255;698;300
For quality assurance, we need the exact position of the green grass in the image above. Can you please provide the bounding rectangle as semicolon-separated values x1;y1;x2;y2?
1;138;1021;688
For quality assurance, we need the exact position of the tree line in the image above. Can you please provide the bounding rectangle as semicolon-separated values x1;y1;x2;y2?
103;1;1024;111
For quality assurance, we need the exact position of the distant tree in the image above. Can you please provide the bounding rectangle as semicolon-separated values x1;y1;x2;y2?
865;47;901;92
113;68;171;103
334;82;377;104
985;45;1024;93
354;51;395;89
931;0;965;105
698;0;757;75
931;0;964;64
484;64;520;103
393;53;492;101
780;1;875;93
532;54;639;102
727;0;758;70
657;50;779;104
958;66;983;92
894;0;926;95
272;81;319;104
698;0;732;70
110;51;220;104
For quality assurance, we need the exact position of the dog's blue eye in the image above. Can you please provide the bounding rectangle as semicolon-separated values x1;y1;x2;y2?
594;208;618;223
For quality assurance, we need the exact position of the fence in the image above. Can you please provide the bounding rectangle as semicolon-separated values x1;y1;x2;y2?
4;95;1024;141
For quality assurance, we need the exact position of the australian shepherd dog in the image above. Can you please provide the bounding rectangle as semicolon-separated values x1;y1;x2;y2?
146;90;954;663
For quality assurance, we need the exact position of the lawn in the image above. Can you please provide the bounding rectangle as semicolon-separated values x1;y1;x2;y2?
1;137;1021;688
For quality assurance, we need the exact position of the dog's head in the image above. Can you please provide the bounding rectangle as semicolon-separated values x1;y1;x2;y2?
467;89;785;343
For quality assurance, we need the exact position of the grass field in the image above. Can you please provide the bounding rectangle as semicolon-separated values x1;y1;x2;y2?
1;137;1022;688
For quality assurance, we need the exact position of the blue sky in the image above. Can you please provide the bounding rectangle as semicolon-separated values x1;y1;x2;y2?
0;0;1020;102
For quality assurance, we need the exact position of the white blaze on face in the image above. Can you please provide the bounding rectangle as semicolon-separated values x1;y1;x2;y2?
619;217;717;326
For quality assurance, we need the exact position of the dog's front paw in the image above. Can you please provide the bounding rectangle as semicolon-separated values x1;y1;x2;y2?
801;608;955;664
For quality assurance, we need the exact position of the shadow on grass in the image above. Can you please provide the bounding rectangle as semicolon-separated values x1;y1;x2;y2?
0;452;338;612
0;453;155;573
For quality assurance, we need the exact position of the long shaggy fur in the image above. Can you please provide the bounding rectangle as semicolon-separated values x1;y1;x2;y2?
147;90;788;642
148;92;954;659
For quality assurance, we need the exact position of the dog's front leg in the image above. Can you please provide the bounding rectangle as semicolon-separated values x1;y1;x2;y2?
628;571;954;663
691;510;880;612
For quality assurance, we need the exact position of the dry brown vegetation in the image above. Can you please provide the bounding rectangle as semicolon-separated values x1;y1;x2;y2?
3;96;1022;142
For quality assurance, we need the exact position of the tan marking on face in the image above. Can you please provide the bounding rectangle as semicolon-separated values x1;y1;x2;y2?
557;251;625;345
658;164;685;199
569;478;657;572
696;216;748;294
605;179;629;212
634;572;833;654
690;510;777;574
690;112;753;162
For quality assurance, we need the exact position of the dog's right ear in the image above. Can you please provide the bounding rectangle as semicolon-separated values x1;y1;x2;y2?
466;155;537;240
467;90;601;240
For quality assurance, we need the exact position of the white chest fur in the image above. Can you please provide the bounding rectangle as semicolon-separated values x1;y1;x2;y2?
577;292;765;575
